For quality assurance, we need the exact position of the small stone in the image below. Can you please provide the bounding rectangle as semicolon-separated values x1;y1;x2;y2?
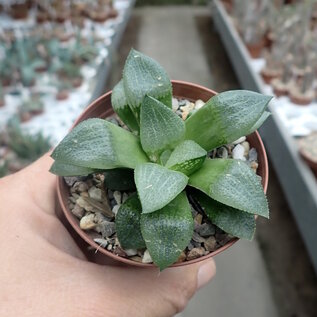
194;213;203;225
248;148;258;161
182;110;189;120
71;204;85;219
178;99;187;106
94;238;108;248
88;186;103;202
176;251;186;263
186;247;205;261
112;205;120;216
80;214;96;230
113;191;122;205
192;232;206;243
64;176;79;187
142;249;153;263
95;221;116;237
232;144;246;161
107;244;113;251
124;249;138;256
216;233;232;246
172;97;179;111
130;256;142;263
195;99;205;110
72;181;88;193
122;192;129;203
250;161;259;172
241;141;250;157
187;242;194;251
191;240;201;248
233;136;246;144
113;247;127;257
217;147;228;158
94;212;108;224
195;223;216;237
204;236;217;251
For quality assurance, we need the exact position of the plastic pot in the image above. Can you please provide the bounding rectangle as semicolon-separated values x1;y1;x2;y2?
56;80;269;268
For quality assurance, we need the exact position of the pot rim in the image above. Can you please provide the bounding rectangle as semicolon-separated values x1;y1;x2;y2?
56;80;269;268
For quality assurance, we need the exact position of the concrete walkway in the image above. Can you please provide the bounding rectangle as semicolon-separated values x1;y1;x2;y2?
134;7;279;317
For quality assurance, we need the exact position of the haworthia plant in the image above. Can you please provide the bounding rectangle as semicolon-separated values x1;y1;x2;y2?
51;49;272;270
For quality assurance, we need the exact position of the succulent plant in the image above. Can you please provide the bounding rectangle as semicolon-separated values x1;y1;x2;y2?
50;49;271;270
7;118;51;161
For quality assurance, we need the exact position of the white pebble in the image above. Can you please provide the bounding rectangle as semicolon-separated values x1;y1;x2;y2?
122;192;129;203
112;205;120;216
142;249;153;263
80;214;96;230
241;141;250;156
113;191;122;205
195;99;205;110
124;249;138;256
232;136;246;145
172;98;179;112
88;186;103;202
94;238;108;248
232;144;246;161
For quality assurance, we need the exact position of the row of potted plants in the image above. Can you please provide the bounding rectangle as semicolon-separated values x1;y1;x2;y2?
0;117;51;177
227;0;317;106
222;0;317;177
1;0;118;23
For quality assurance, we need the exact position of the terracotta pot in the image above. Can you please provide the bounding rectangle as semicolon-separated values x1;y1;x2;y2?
289;89;314;106
56;90;69;101
0;99;4;108
56;80;269;268
10;3;28;19
261;68;282;85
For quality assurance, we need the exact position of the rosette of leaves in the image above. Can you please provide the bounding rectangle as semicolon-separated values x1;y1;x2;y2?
50;49;272;270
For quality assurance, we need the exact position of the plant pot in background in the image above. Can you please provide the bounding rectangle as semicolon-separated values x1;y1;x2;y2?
56;80;269;268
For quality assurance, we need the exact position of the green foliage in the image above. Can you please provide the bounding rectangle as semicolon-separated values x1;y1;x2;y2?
0;160;8;178
116;194;146;249
7;120;51;161
51;49;271;269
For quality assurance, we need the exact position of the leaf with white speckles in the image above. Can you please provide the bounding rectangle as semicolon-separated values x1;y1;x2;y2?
140;96;185;161
50;161;96;176
165;140;206;175
116;193;146;249
123;49;172;116
111;79;139;134
51;118;148;172
185;90;272;151
194;190;256;240
135;163;188;214
141;192;194;270
189;159;269;218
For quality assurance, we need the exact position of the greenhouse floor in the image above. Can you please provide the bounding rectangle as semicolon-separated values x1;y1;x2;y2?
106;6;317;317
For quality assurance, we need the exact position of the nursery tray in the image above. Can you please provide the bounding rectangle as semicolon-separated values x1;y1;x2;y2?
212;0;317;274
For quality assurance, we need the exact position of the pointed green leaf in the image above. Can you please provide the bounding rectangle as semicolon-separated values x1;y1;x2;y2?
141;192;194;270
135;163;188;214
185;90;272;151
247;111;271;134
116;193;146;249
140;96;185;161
123;49;172;116
189;159;269;218
194;190;255;240
166;140;207;175
104;169;135;191
111;79;139;134
160;149;172;166
51;118;148;170
50;161;95;176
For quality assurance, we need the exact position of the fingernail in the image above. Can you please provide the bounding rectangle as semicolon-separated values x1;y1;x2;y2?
197;261;216;290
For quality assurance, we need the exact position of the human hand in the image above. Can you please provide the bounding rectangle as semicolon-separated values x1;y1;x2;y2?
0;154;216;317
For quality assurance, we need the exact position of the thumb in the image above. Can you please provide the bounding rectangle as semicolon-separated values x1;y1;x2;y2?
84;258;216;317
